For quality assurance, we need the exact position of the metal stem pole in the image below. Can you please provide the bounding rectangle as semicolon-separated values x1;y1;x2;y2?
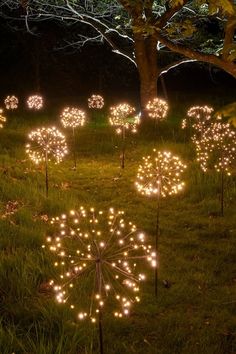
220;169;224;217
45;150;48;197
155;192;160;297
72;127;77;170
121;126;125;169
96;258;104;354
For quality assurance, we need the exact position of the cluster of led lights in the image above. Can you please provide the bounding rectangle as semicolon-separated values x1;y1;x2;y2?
60;107;86;128
194;116;236;174
0;108;6;128
43;207;156;322
109;103;139;134
182;105;214;132
27;95;43;110
4;95;18;110
146;98;169;121
135;150;186;197
88;94;104;109
26;127;68;164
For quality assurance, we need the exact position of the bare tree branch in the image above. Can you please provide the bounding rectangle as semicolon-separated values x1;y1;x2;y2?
156;31;236;77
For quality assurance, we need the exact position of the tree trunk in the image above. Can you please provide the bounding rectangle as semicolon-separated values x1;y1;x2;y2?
134;33;158;118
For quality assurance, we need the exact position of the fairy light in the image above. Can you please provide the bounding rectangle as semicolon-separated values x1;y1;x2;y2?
44;207;156;322
109;103;139;134
26;126;68;164
88;94;104;109
193;116;236;175
60;107;86;128
27;95;43;110
0;108;6;128
184;105;214;133
60;107;86;169
135;149;186;295
4;95;18;110
135;150;186;197
146;97;168;121
193;115;236;216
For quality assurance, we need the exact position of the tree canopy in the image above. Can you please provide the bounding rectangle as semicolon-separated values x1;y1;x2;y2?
1;0;236;109
2;0;235;72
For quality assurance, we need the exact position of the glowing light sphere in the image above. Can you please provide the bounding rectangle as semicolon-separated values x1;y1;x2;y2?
184;105;214;131
44;207;156;322
88;94;104;109
4;95;18;110
60;107;86;128
27;95;43;110
109;103;139;134
146;97;169;121
194;116;236;175
26;126;68;164
187;105;214;121
0;108;6;128
135;150;186;197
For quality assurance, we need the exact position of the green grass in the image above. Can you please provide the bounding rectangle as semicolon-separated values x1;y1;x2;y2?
0;109;236;354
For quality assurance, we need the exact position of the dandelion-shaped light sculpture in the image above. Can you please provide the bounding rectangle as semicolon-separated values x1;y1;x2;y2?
88;94;105;126
183;105;214;141
109;103;139;168
27;95;43;110
88;94;104;109
4;95;18;110
26;127;68;197
43;207;156;354
146;97;168;136
146;98;168;121
0;108;6;128
193;116;236;216
135;150;186;295
60;107;86;169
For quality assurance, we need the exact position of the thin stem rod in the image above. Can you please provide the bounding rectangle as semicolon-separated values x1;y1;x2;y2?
96;258;104;354
98;311;104;354
72;127;77;170
121;126;125;169
45;150;49;198
155;192;160;297
220;169;224;217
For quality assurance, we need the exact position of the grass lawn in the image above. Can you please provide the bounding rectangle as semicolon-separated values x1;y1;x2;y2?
0;108;236;354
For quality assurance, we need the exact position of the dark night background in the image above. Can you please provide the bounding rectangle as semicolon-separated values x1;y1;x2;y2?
1;17;236;110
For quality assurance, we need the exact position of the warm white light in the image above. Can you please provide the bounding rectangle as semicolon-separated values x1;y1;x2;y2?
46;207;155;322
4;95;18;110
193;115;236;175
0;108;6;128
183;105;214;132
109;103;139;134
26;126;68;164
27;95;43;110
88;94;104;109
146;97;168;120
135;150;186;197
60;107;86;128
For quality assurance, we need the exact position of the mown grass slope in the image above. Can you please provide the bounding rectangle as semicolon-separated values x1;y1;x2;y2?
0;108;235;354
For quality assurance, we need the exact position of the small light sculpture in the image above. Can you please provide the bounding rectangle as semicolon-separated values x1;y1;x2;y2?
109;103;139;168
146;97;168;121
146;97;168;137
4;95;18;110
88;94;104;109
183;105;214;140
43;207;155;354
26;126;68;197
135;150;186;295
0;108;6;128
193;116;236;216
60;107;86;169
27;95;43;110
